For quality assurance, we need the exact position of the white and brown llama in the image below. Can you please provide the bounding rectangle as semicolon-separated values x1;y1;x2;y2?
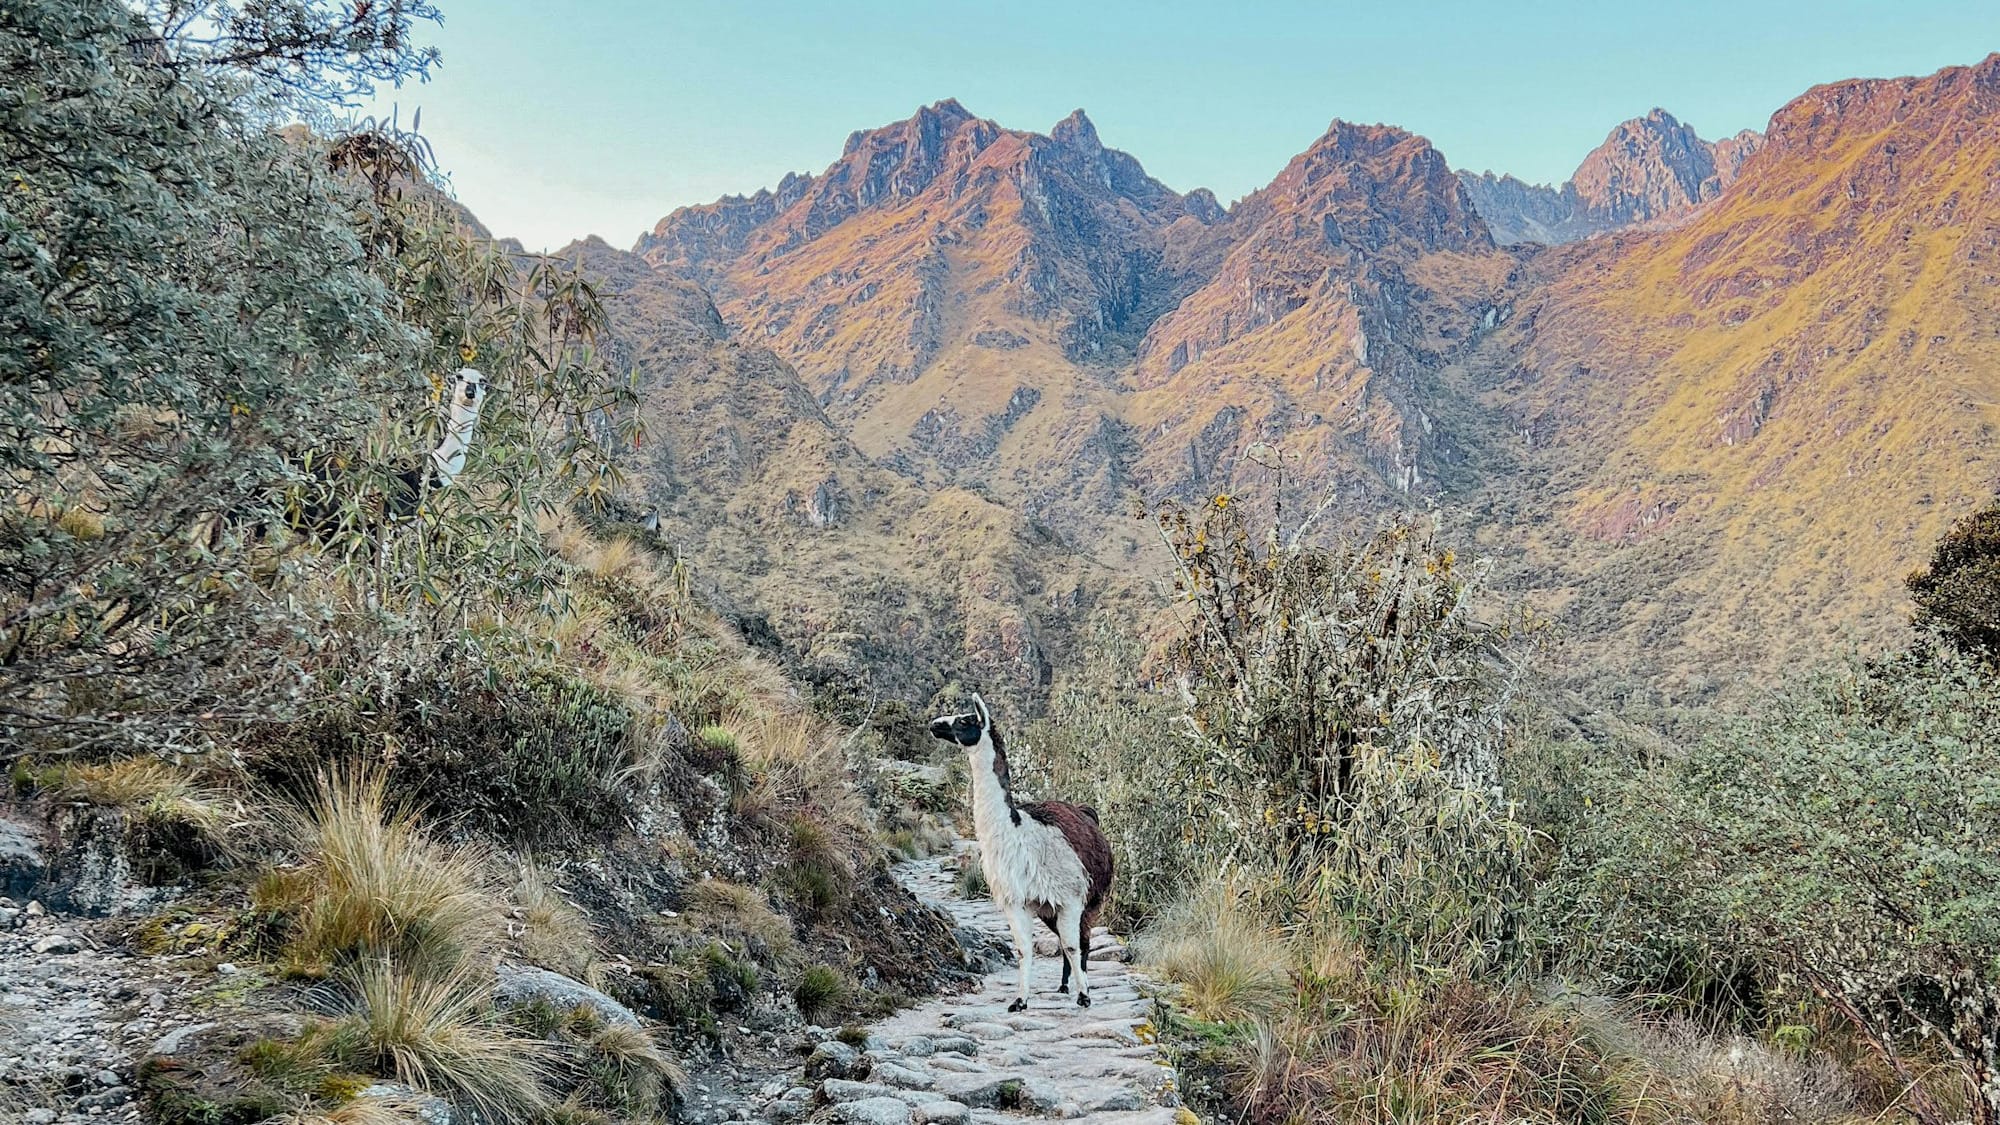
931;694;1113;1010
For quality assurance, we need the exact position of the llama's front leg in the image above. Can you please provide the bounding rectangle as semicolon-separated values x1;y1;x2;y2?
1003;904;1034;1012
1056;902;1090;1007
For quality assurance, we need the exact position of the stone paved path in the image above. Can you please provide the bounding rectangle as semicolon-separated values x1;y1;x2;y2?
0;900;173;1125
750;842;1188;1125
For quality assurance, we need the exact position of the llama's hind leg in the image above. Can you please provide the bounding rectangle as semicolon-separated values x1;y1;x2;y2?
1040;915;1072;993
1003;904;1034;1012
1057;901;1090;1007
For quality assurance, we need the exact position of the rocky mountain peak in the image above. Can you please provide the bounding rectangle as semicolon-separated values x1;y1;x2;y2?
1182;187;1226;224
1263;120;1489;255
842;97;975;156
1569;108;1718;224
1760;51;2000;162
1457;108;1765;244
1050;108;1101;150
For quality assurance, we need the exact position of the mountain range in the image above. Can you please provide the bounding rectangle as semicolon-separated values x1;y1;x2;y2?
560;53;2000;711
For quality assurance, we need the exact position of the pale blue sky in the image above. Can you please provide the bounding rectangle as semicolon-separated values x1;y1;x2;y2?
360;2;2000;251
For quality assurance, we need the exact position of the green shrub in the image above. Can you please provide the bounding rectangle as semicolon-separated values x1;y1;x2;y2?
793;966;845;1024
1555;648;2000;1125
260;660;637;845
1034;505;1535;970
1908;495;2000;660
771;816;851;920
1020;620;1191;921
696;725;740;758
702;942;759;1012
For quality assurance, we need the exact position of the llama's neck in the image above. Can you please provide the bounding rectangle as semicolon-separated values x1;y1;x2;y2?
967;733;1021;842
429;409;479;489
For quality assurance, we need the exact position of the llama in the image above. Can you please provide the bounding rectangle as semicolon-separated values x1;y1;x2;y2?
205;368;492;548
290;367;489;535
931;694;1113;1010
421;367;488;494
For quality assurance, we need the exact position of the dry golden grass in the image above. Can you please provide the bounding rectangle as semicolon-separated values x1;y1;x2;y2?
511;863;602;985
55;757;235;838
280;769;500;977
586;1020;686;1108
726;710;871;851
318;960;553;1123
277;1095;427;1125
1148;872;1879;1125
686;877;795;951
1140;880;1292;1025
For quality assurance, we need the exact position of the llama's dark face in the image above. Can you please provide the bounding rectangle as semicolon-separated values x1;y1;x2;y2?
929;709;985;747
929;695;991;747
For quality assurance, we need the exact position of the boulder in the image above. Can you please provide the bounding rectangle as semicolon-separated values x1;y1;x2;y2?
872;1061;934;1091
492;963;639;1027
762;1099;811;1123
830;1096;913;1125
913;1102;970;1125
0;817;45;901
805;1040;869;1081
146;1022;221;1058
818;1079;895;1104
31;933;80;955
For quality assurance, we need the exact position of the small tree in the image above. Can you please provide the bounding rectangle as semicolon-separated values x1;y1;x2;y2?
295;123;641;620
0;1;637;756
1155;496;1537;972
1909;496;2000;662
0;0;423;753
138;0;442;108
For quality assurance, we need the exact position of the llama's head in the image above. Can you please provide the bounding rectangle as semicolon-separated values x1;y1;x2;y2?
445;367;488;429
929;693;993;748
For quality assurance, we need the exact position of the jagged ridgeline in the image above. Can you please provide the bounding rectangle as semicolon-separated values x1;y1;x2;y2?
617;56;2000;709
9;4;2000;1124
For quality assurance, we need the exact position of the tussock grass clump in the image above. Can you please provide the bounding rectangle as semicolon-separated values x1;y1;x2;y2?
53;756;237;841
1140;882;1291;1025
793;965;845;1024
280;770;500;977
696;724;740;758
686;878;794;951
583;1020;685;1117
511;864;602;984
317;961;553;1123
771;814;854;920
953;854;989;900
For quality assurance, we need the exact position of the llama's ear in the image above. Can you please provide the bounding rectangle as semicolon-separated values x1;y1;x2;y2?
971;693;990;729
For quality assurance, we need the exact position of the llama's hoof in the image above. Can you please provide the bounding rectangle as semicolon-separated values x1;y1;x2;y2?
1077;992;1092;1008
1058;983;1071;994
1007;998;1028;1013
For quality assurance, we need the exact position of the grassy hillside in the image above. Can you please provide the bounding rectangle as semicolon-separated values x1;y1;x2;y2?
1475;53;2000;699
